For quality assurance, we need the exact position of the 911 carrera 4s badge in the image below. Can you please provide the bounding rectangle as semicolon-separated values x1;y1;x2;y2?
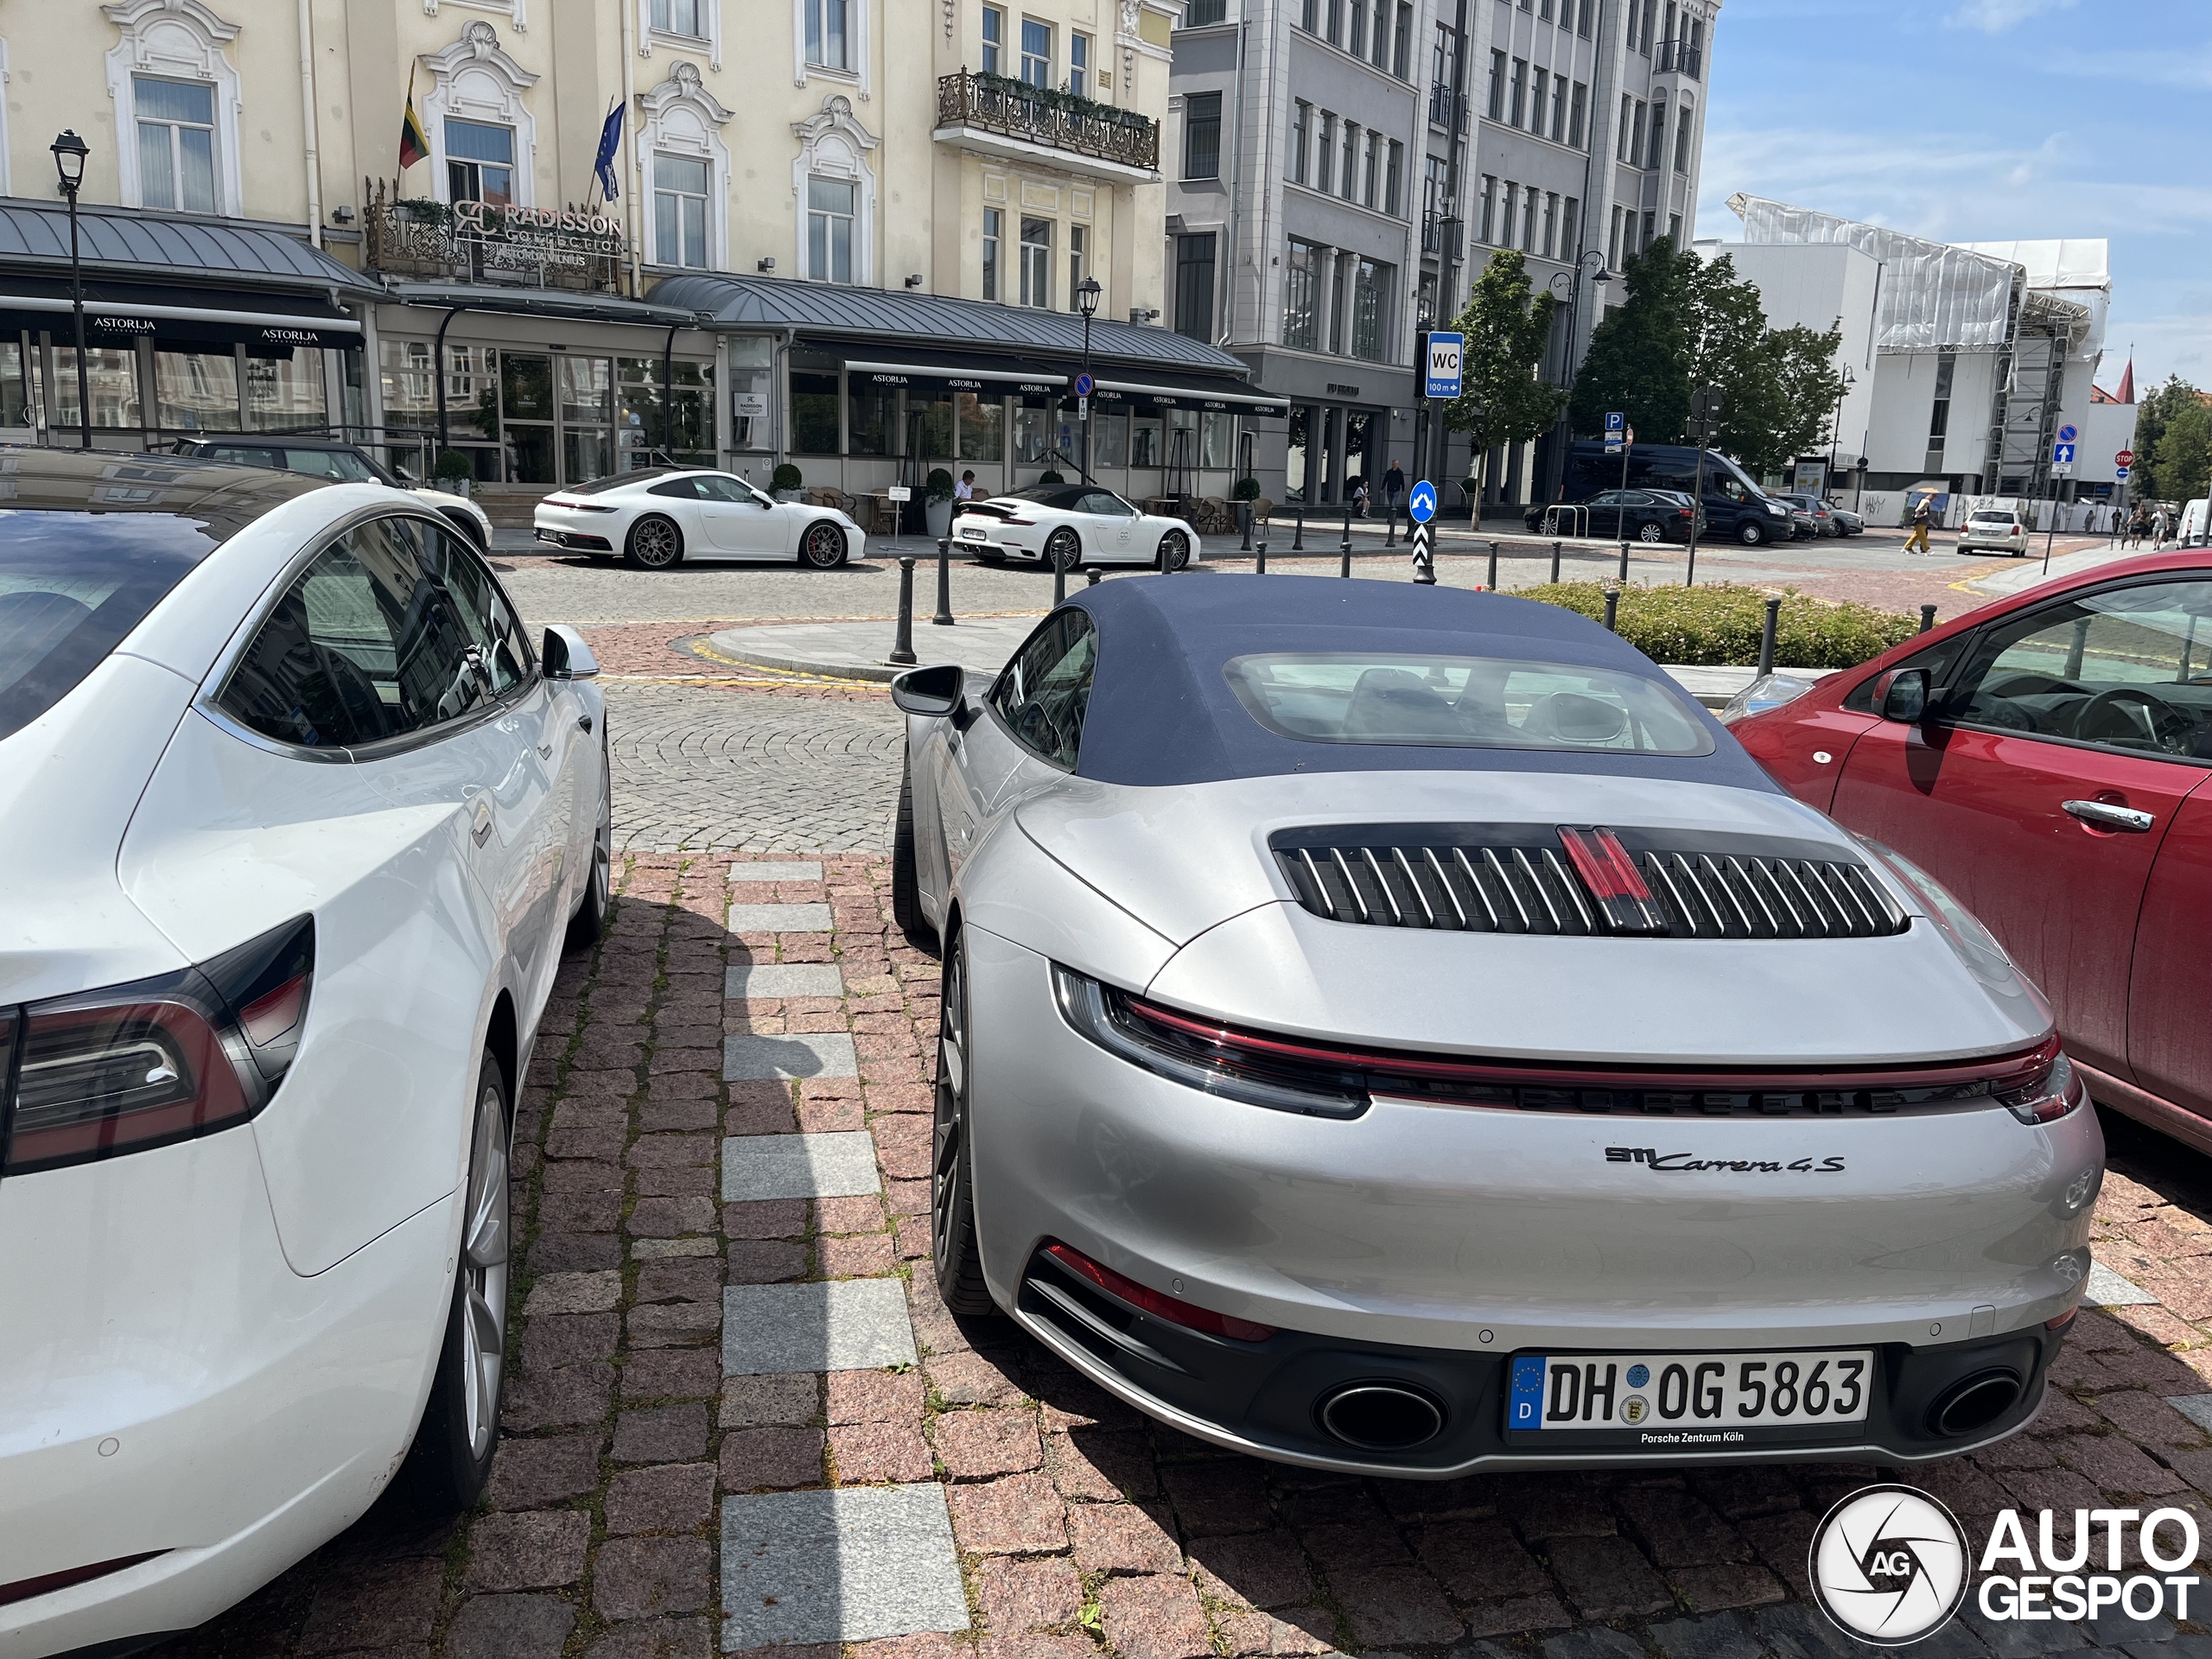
1606;1147;1847;1173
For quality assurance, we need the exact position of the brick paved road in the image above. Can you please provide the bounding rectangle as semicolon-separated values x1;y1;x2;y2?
156;837;2212;1659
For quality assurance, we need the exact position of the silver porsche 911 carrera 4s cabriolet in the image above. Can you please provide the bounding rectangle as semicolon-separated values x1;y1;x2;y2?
887;577;2100;1478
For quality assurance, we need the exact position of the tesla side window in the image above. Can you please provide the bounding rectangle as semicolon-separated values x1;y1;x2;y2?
425;523;532;691
1939;580;2212;760
220;518;495;748
990;610;1098;769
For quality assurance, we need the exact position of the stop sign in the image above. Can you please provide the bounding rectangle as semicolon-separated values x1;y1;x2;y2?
2117;449;2136;467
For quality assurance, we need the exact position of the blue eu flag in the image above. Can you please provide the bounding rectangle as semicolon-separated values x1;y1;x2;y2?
593;104;624;200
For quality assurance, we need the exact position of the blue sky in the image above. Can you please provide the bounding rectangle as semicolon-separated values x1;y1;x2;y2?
1698;0;2209;393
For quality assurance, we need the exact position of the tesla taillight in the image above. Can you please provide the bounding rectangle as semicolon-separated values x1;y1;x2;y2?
1043;1240;1276;1342
1;916;314;1174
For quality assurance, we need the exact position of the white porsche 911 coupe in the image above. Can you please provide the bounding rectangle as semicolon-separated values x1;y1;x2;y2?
952;482;1195;572
0;449;610;1652
533;467;865;570
888;577;2099;1477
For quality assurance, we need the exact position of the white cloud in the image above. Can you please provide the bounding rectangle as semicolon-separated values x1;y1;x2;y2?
1947;0;2076;31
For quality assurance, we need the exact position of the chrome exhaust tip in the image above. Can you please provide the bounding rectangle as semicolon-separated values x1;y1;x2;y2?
1317;1382;1446;1451
1929;1370;2023;1438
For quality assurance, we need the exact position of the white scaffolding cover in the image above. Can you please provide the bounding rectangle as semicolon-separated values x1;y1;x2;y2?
1727;194;2091;356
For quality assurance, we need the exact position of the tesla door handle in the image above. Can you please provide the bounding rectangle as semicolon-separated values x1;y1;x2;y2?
578;714;594;734
2063;798;2156;832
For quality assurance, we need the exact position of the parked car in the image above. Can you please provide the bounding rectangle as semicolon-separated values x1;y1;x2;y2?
533;467;863;569
0;447;611;1651
887;575;2093;1478
1522;488;1699;543
1827;503;1867;537
1958;506;2033;556
1558;442;1796;546
953;482;1196;571
1730;548;2212;1157
2178;499;2208;548
168;435;493;553
1778;493;1844;537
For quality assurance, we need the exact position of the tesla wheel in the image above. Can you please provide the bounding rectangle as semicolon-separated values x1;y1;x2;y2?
1738;520;1767;547
625;514;683;570
932;928;995;1316
564;734;613;953
800;519;846;569
1046;527;1081;574
1157;531;1191;572
892;756;935;947
398;1054;509;1511
1637;522;1665;543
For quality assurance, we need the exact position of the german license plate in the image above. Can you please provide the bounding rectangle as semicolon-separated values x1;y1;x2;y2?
1508;1349;1872;1433
960;526;988;539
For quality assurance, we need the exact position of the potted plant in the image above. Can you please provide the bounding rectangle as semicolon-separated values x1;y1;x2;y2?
1232;474;1262;536
1037;469;1065;485
924;467;957;540
771;462;804;503
434;450;474;498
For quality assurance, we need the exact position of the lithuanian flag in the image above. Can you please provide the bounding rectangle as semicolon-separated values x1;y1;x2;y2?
399;67;429;170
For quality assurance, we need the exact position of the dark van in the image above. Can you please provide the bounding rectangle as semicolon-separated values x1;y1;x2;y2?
1554;442;1796;545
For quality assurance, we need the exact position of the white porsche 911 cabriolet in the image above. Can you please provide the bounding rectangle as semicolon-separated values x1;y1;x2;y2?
887;577;2098;1478
952;482;1195;572
534;467;864;570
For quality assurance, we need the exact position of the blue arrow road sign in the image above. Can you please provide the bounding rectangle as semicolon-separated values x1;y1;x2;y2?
1074;372;1095;397
2053;442;2076;467
2116;466;2132;481
1408;480;1438;524
2057;423;2078;444
1605;410;1625;431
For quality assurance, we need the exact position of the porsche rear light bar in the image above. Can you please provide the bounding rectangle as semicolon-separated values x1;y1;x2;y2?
1053;963;2075;1126
0;916;314;1175
1043;1240;1276;1343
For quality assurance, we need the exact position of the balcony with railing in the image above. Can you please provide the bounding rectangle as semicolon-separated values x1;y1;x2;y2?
1421;213;1463;262
361;181;625;292
933;71;1160;180
1428;84;1465;130
1655;38;1703;78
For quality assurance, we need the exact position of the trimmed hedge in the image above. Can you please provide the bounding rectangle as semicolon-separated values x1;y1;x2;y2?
1515;582;1917;669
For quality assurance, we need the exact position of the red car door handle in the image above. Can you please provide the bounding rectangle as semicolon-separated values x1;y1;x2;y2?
2063;798;2156;832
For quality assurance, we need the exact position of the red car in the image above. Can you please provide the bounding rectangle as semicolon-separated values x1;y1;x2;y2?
1731;550;2212;1153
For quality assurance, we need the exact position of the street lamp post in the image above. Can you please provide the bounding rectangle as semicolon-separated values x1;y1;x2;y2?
51;130;90;451
1075;276;1102;485
1541;249;1611;511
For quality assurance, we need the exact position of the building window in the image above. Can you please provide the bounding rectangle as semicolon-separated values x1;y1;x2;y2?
1069;225;1087;307
804;0;851;69
1649;100;1668;170
1351;258;1389;362
1300;0;1318;31
1071;32;1090;95
1340;122;1358;201
1283;239;1321;351
1579;0;1593;36
1643;0;1659;52
982;4;1003;72
1487;49;1506;120
1175;233;1217;340
1618;94;1633;160
1325;0;1344;46
807;176;855;282
982;207;1001;300
653;154;709;267
1551;76;1567;140
1563;196;1579;251
1539;0;1553;18
1675;104;1693;172
1570;81;1588;148
446;118;517;206
1316;112;1335;193
1291;101;1310;183
1643;209;1656;246
1630;100;1646;165
1509;59;1527;127
651;0;701;34
1625;0;1639;48
1020;19;1052;87
1184;91;1222;180
134;77;219;214
1328;257;1347;354
1360;132;1378;207
1688;16;1704;73
1349;0;1368;60
1479;174;1497;244
1522;188;1538;252
1416;272;1437;329
1019;216;1052;308
1385;141;1403;216
1607;206;1621;266
1393;3;1413;76
1669;211;1681;241
1501;182;1517;248
1527;67;1544;132
1186;0;1228;20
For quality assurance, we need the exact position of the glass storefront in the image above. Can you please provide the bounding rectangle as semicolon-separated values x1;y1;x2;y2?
24;337;335;441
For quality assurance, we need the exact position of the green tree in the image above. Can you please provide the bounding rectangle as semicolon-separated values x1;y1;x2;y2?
2134;376;2209;500
1438;250;1561;499
2151;397;2212;503
1568;235;1696;443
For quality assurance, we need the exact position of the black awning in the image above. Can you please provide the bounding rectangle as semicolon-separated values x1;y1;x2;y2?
806;339;1069;397
1090;370;1288;417
0;276;362;351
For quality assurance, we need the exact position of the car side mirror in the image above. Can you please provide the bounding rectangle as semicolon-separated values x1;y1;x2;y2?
891;663;964;719
1876;666;1929;723
542;624;600;680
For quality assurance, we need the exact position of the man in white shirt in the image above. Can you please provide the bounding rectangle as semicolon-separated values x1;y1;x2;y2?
955;470;976;501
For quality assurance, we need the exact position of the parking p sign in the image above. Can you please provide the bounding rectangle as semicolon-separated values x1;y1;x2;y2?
1420;331;1464;399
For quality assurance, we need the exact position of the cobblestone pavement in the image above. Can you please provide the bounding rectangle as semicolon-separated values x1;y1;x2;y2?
153;843;2212;1659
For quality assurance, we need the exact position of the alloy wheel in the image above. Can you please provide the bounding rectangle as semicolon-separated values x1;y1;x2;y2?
1159;532;1189;572
632;517;680;569
1046;529;1080;573
459;1079;509;1460
802;521;845;569
1638;522;1665;543
931;942;968;1274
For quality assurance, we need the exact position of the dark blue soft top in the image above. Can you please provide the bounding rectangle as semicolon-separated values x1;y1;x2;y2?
1062;576;1779;791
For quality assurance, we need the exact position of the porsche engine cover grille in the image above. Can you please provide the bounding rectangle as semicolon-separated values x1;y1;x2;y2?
1270;825;1908;940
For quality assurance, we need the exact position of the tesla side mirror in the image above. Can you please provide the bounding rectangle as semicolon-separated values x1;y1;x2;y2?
542;624;600;680
891;663;964;718
1876;666;1929;723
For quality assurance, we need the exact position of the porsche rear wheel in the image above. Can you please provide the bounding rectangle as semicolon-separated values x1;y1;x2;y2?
932;930;994;1316
626;514;683;570
1157;531;1191;572
800;519;847;569
892;756;934;947
1046;528;1081;574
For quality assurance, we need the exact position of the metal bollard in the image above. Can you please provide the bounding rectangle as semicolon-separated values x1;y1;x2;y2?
931;538;954;626
1486;540;1499;591
1255;538;1268;575
1086;567;1102;587
1385;502;1397;548
888;556;918;665
1239;507;1254;551
1550;540;1562;584
1293;505;1305;550
1604;586;1621;633
1053;557;1067;606
1758;596;1781;677
1618;537;1630;583
1339;510;1353;577
1920;602;1938;634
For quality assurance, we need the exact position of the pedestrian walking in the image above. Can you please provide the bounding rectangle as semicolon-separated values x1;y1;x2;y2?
2129;505;2150;549
1903;493;1934;555
2152;505;2171;549
1383;461;1406;512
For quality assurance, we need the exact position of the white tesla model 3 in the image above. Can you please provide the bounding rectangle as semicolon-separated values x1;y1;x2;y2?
533;467;866;570
0;448;611;1654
